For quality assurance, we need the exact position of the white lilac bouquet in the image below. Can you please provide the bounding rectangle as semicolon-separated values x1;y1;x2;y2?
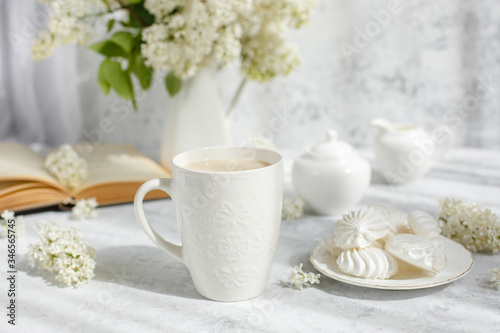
32;0;316;107
27;220;96;287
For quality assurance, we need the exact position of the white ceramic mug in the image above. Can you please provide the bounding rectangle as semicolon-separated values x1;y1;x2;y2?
134;146;283;301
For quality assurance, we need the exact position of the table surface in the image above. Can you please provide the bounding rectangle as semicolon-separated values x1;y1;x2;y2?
2;147;500;333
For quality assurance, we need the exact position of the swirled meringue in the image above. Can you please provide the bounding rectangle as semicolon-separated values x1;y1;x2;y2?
333;207;390;249
385;233;446;273
336;246;398;279
372;203;410;234
407;210;442;239
323;235;343;258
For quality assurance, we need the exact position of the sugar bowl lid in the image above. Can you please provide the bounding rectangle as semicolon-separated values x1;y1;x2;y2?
304;130;354;160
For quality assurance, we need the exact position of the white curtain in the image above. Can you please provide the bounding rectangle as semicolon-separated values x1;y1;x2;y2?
0;0;82;148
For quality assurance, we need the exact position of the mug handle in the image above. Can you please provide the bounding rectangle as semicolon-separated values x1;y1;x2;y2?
134;178;183;263
432;125;455;164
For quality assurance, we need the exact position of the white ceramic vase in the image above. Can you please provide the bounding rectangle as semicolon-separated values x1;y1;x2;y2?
160;67;232;169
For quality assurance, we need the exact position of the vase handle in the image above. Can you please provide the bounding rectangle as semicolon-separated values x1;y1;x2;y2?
134;178;183;263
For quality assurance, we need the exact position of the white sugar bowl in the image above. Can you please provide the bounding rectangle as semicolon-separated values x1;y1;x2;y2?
292;130;371;215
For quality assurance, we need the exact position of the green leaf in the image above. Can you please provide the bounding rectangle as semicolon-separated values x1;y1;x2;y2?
132;54;153;90
122;0;142;4
165;71;181;96
120;4;154;28
130;4;155;26
131;90;137;110
109;31;134;54
107;19;115;32
101;60;134;101
120;21;138;29
88;40;127;58
97;61;110;95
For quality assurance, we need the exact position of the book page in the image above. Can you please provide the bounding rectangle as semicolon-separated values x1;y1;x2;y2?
73;144;170;194
0;143;63;189
0;181;53;197
0;187;68;212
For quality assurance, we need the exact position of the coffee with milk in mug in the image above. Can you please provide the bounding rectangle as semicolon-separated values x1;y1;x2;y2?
185;159;270;172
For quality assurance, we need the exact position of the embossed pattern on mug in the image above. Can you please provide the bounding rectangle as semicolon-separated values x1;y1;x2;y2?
217;234;250;262
181;175;279;289
215;202;251;227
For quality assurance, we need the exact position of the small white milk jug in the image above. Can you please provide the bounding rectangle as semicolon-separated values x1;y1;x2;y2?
372;119;454;184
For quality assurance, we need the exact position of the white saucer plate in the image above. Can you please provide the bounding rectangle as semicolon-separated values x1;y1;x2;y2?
310;236;474;290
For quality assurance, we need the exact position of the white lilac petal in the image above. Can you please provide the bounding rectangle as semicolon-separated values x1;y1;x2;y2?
27;220;96;287
282;197;304;220
490;266;500;290
72;198;99;219
288;263;320;290
44;145;87;190
1;210;15;220
0;212;25;238
439;198;500;253
33;0;317;83
247;133;276;150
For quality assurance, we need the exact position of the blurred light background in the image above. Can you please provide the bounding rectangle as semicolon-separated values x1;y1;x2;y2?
1;0;499;158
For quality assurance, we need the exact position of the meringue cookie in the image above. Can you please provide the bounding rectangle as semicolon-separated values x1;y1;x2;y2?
372;203;411;234
385;233;446;273
407;210;442;239
337;246;398;279
334;207;390;249
329;244;343;258
324;235;343;258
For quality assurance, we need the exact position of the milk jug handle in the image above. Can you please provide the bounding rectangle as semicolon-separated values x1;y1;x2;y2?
432;126;455;163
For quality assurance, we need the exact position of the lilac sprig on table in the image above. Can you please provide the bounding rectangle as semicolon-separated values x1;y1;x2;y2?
438;198;500;253
72;198;99;220
289;263;320;290
490;266;500;290
282;197;305;220
27;220;96;288
0;210;25;238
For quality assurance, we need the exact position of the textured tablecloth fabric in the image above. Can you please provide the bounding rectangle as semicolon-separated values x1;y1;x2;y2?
1;147;500;333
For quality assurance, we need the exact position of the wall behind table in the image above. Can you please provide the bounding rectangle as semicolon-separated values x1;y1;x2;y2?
83;0;500;159
2;0;499;159
224;0;500;153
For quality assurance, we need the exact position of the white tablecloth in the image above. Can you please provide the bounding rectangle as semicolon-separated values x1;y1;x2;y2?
2;147;500;332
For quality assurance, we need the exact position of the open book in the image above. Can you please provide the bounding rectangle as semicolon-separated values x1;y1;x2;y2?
0;143;170;212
